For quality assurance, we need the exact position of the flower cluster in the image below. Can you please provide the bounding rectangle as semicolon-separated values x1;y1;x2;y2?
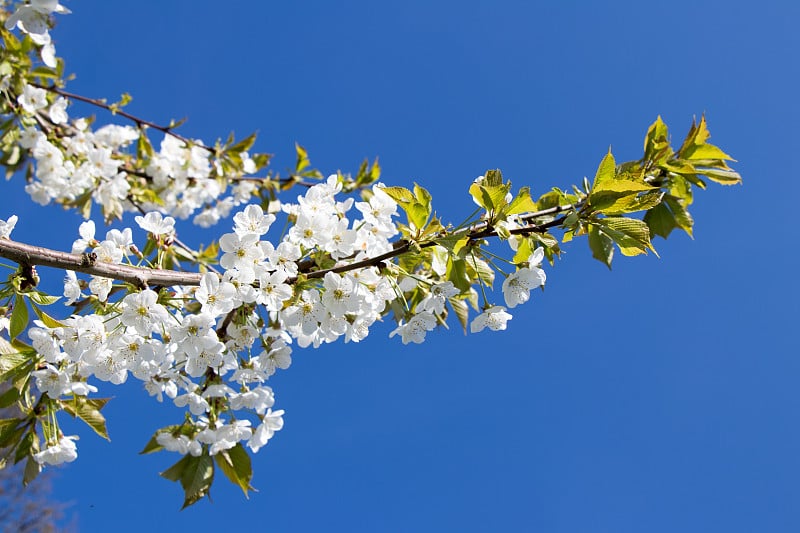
0;4;553;502
5;165;549;469
16;110;262;225
4;0;69;67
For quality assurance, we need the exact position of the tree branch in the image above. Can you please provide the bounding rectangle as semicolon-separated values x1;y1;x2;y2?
31;83;214;153
0;204;573;289
0;238;203;287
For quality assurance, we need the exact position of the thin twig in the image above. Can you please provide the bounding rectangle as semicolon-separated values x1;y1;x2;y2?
31;83;214;153
0;204;572;288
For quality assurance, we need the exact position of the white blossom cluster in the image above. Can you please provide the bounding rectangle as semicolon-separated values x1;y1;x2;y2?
15;104;261;225
0;1;549;471
0;169;548;466
4;0;69;67
7;2;261;226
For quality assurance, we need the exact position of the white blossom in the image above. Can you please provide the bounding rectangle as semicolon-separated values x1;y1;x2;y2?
135;211;176;236
248;409;285;453
17;84;48;113
470;306;513;333
0;215;18;239
33;436;78;466
501;266;546;308
120;290;170;336
389;311;437;345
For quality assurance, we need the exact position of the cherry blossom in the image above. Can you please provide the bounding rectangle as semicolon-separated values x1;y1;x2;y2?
470;306;513;333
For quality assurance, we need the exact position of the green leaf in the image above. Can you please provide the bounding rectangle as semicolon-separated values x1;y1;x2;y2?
643;202;677;239
140;435;164;455
588;224;615;269
229;132;257;154
683;143;733;161
183;454;214;509
160;454;192;482
484;169;503;187
215;443;254;497
9;295;28;339
14;429;37;464
643;115;672;160
468;183;510;213
485;184;511;212
591;179;655;197
0;418;23;445
30;66;59;79
62;397;111;441
529;232;560;249
590;149;616;193
413;183;432;207
137;130;154;159
468;255;495;288
22;457;41;487
406;202;430;230
593;217;656;257
0;335;17;355
698;168;742;185
449;297;469;333
505;186;537;215
0;386;20;408
589;180;658;214
28;292;60;306
595;190;664;216
0;418;26;450
295;143;310;173
664;196;694;236
468;182;490;211
30;302;66;329
677;115;735;163
0;352;30;383
367;158;381;184
161;453;216;509
446;257;471;293
381;186;414;206
452;237;470;257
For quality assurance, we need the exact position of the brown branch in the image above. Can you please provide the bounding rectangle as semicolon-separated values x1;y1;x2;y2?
0;203;574;290
31;83;214;153
0;238;203;287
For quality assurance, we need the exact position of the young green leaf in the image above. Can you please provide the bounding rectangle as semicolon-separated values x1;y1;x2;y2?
28;292;60;306
22;456;41;487
697;168;742;185
0;382;21;408
9;295;28;339
643;115;671;160
0;352;30;383
0;418;25;449
588;224;615;268
590;149;616;193
593;217;656;257
215;443;254;497
381;186;414;206
30;302;66;329
505;186;537;215
62;397;111;441
406;202;431;230
484;169;503;187
161;454;191;482
295;143;310;173
179;454;214;509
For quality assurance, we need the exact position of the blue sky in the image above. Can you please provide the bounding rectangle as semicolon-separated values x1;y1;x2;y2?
4;1;799;531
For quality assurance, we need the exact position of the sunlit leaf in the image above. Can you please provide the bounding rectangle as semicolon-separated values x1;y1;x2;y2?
588;224;615;268
215;444;254;497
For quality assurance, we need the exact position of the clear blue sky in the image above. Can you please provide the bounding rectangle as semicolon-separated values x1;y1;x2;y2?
5;1;799;531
